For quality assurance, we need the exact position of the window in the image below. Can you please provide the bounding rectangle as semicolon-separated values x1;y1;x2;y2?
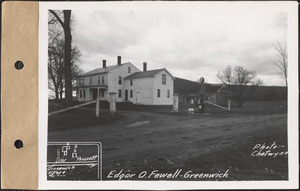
167;90;170;98
79;90;82;98
118;76;122;85
130;79;133;86
98;76;101;85
157;89;160;98
102;91;105;97
83;90;86;98
130;90;133;98
128;67;131;73
90;77;92;85
162;74;166;85
78;79;83;86
118;89;122;98
99;89;101;97
102;76;105;84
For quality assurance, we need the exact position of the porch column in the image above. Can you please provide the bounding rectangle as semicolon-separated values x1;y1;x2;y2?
173;94;179;113
109;92;117;114
96;88;100;117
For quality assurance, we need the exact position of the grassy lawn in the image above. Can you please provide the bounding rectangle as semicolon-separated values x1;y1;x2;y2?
48;108;124;132
179;100;287;115
49;99;287;116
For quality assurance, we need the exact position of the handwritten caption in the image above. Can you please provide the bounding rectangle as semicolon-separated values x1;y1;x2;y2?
107;169;229;180
251;141;288;158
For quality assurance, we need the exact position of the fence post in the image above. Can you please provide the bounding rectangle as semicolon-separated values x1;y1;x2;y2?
173;94;179;112
109;92;117;114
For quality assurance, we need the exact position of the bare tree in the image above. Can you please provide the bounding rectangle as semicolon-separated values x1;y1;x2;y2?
274;41;288;87
48;11;82;102
217;65;263;107
49;10;73;107
48;36;82;101
48;37;64;101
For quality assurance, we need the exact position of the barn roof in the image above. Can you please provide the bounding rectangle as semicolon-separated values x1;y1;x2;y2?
174;77;223;94
79;62;131;77
124;68;171;80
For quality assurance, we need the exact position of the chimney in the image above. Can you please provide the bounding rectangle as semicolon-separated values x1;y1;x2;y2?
143;62;147;72
102;60;106;68
117;56;121;65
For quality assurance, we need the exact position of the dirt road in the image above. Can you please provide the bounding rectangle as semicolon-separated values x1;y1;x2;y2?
48;109;287;180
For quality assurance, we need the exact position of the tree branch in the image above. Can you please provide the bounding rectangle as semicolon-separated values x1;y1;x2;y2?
49;10;65;29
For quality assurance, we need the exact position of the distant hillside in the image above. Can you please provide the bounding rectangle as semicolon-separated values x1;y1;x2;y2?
174;77;287;101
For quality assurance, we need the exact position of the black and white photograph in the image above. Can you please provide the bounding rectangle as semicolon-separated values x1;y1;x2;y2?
39;1;298;189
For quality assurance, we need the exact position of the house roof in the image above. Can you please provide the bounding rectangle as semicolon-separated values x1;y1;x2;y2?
79;62;131;77
124;68;166;80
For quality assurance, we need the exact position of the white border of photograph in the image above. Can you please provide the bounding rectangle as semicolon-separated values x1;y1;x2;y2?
39;1;298;189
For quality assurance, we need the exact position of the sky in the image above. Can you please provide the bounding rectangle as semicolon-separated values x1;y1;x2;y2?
70;8;287;86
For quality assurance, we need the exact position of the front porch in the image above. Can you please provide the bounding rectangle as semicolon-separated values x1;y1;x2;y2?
77;85;108;102
89;88;108;101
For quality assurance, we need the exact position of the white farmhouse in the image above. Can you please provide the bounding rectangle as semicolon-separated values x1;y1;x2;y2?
123;63;174;105
76;56;174;105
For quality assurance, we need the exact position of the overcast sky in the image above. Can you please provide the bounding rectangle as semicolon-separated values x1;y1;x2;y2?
71;9;287;86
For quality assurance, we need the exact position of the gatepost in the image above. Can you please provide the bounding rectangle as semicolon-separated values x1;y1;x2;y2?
109;92;117;114
173;94;179;112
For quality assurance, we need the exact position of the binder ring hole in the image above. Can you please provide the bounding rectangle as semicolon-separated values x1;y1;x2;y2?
15;61;24;70
14;140;23;149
